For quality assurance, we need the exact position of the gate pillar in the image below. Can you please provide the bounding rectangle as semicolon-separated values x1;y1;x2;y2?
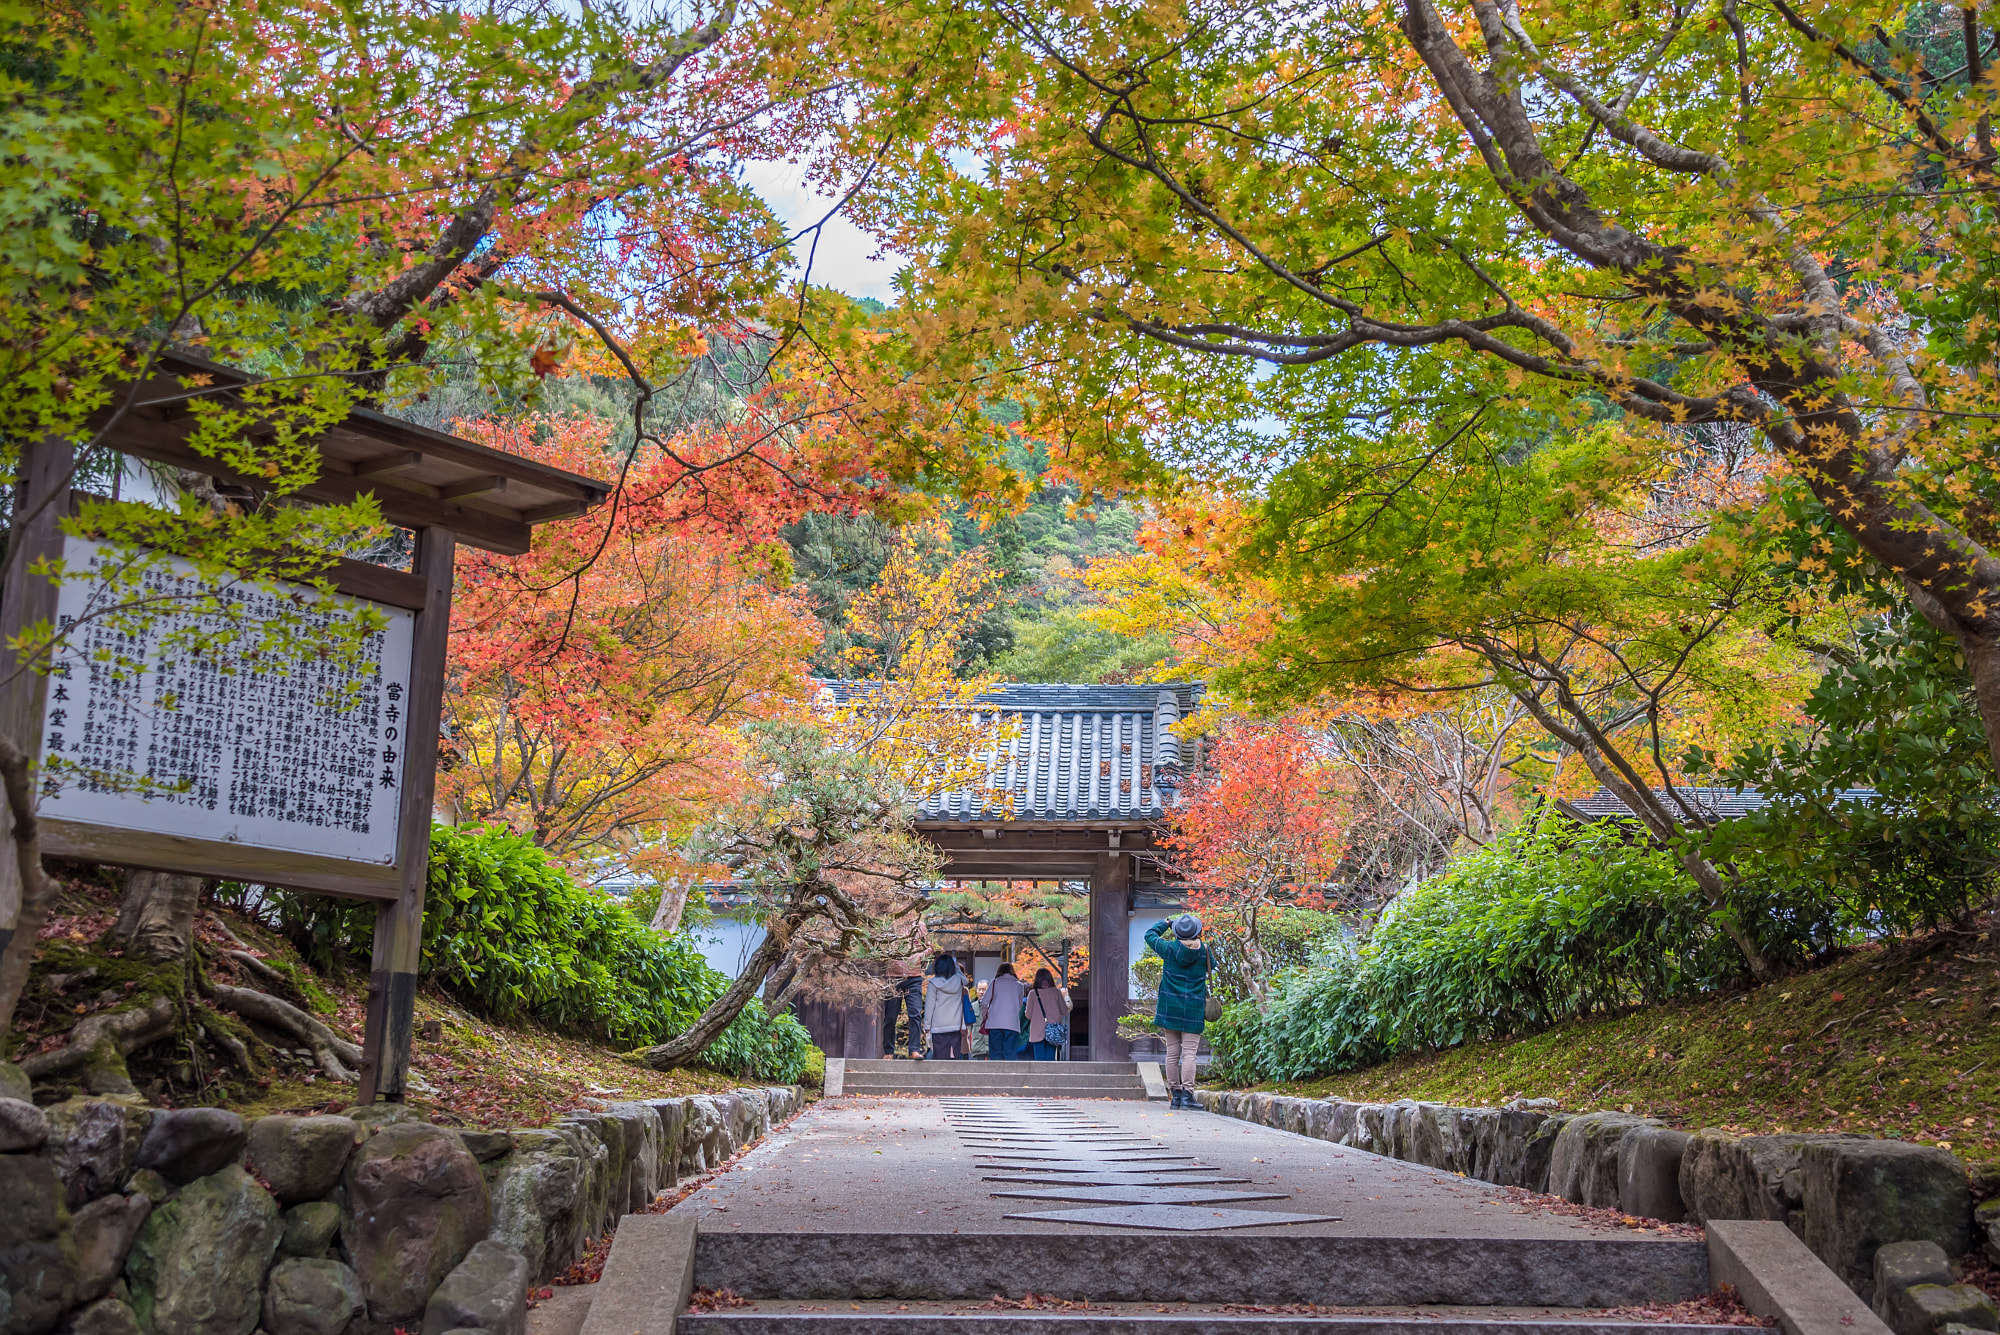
1088;851;1131;1061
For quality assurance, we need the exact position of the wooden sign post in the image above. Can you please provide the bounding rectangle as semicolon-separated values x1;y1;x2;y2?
0;353;607;1102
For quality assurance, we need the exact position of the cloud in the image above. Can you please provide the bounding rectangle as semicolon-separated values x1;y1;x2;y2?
740;159;905;305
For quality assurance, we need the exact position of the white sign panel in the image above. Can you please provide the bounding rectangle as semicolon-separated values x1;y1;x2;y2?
38;540;414;865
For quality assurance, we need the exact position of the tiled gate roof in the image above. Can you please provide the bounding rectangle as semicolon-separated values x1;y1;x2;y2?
822;681;1202;825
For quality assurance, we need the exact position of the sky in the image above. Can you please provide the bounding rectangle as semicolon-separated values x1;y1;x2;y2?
741;159;904;304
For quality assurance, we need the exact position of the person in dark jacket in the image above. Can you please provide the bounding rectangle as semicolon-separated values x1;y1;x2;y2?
1145;914;1210;1109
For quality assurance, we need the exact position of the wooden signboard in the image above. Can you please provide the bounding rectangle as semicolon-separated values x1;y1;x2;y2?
39;539;416;884
0;354;608;1102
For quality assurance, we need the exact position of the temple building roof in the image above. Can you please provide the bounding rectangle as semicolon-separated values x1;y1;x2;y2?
822;680;1203;828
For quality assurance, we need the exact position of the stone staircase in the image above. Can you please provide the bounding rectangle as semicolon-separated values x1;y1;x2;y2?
565;1219;1760;1335
827;1057;1160;1100
549;1097;1876;1335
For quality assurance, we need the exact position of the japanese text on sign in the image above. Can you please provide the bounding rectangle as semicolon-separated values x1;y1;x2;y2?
38;540;413;865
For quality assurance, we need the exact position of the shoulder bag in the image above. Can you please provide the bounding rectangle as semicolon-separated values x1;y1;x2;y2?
1031;987;1070;1049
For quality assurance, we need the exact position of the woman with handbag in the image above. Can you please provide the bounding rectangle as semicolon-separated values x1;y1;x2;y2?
922;954;970;1060
1145;914;1215;1109
1023;968;1071;1060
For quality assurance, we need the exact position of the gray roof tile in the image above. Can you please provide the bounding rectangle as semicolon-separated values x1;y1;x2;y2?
820;680;1203;823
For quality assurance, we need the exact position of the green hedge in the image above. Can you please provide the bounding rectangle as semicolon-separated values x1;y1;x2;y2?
1208;823;1747;1084
254;824;812;1082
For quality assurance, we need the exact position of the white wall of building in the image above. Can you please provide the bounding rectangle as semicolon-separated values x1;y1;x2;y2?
691;914;766;979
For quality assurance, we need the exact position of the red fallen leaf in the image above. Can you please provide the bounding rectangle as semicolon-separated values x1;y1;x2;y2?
1831;991;1846;1002
687;1288;751;1313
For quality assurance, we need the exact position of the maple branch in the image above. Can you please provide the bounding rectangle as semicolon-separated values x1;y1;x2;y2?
1765;0;1995;185
1489;0;1725;176
336;1;740;338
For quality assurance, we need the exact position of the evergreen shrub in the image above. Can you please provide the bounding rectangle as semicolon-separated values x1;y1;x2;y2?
1207;823;1747;1083
252;824;812;1081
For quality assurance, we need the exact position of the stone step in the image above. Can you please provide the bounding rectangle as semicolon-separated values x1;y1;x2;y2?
690;1233;1712;1308
845;1075;1146;1086
844;1085;1148;1096
844;1086;1152;1100
844;1060;1143;1074
843;1073;1147;1088
678;1309;1747;1335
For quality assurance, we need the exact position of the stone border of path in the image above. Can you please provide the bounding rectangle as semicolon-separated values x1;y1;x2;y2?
578;1213;699;1335
1708;1221;1889;1335
1189;1090;2000;1331
0;1081;801;1335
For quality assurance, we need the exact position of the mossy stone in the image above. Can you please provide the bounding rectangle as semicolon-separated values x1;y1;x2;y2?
278;1200;342;1259
341;1122;488;1324
124;1164;281;1335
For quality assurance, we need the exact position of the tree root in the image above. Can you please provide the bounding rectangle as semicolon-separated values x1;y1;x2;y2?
206;913;256;953
207;983;361;1082
224;949;288;986
19;995;177;1094
197;1009;255;1076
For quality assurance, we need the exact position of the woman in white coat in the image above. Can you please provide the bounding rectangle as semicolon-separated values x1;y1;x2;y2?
921;954;970;1059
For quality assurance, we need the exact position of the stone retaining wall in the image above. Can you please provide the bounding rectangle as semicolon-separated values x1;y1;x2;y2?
0;1081;802;1335
1193;1089;1973;1305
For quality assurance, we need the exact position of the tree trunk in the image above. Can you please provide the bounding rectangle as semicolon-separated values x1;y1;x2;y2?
0;735;67;1056
108;871;206;963
1505;682;1774;981
650;880;693;935
762;948;805;1017
635;909;801;1069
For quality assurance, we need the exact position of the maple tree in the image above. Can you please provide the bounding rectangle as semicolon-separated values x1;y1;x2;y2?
1084;436;1824;977
1076;496;1278;690
825;517;1019;802
439;411;823;884
838;0;2000;778
1244;430;1833;976
0;0;1016;1060
1159;718;1350;1000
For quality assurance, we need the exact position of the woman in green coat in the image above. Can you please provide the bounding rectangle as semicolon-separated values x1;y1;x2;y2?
1145;914;1211;1109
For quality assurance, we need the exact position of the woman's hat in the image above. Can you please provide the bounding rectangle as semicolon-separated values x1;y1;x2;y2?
1173;913;1202;939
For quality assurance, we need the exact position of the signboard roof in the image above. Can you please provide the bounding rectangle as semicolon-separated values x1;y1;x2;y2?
91;351;613;554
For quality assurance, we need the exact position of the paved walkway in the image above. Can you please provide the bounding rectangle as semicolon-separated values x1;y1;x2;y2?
672;1096;1677;1240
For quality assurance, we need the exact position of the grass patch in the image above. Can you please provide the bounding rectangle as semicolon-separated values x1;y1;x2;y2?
1237;931;2000;1164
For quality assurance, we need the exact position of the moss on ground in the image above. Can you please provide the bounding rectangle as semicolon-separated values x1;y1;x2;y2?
1237;931;2000;1167
13;872;763;1124
233;996;747;1127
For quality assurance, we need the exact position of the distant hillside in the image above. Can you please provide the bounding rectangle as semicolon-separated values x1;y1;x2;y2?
784;450;1170;683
